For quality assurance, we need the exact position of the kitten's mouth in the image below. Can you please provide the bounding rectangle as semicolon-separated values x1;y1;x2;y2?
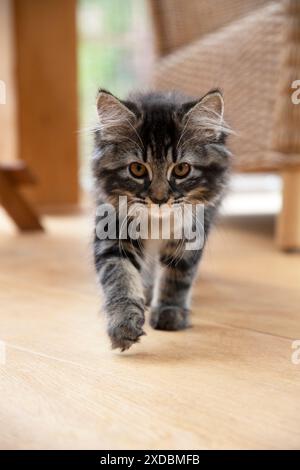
133;197;185;207
129;200;187;223
132;198;147;205
172;198;185;206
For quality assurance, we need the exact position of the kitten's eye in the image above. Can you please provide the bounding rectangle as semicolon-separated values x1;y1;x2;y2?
129;162;147;178
173;163;191;178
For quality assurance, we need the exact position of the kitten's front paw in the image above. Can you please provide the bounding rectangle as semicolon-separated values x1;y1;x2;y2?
150;305;190;331
108;312;146;352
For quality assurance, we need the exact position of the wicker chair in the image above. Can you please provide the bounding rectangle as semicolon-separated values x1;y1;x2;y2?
149;0;300;249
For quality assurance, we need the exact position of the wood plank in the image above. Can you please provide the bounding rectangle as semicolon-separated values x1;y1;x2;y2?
0;0;18;165
0;212;299;449
0;171;43;231
1;325;299;450
13;0;79;208
0;162;36;185
272;1;300;249
276;170;300;250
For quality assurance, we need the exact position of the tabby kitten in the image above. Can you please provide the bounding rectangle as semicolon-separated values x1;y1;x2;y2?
92;89;231;351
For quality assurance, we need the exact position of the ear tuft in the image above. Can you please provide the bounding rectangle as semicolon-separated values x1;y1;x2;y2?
96;90;137;139
181;89;228;139
199;90;224;120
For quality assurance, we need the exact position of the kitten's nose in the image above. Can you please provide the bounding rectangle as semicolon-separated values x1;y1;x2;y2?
150;196;169;205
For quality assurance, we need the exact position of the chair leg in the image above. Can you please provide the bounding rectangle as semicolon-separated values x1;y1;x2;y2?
276;169;300;250
0;170;43;231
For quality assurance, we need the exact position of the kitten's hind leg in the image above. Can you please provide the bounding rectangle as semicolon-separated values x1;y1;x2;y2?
150;243;202;331
141;248;158;308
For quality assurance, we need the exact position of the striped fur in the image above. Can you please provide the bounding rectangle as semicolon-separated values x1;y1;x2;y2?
92;89;231;350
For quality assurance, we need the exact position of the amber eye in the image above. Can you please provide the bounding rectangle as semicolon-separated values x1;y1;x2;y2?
129;162;147;178
173;163;191;178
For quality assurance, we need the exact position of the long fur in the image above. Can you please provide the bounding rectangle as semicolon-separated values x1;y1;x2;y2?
92;89;232;351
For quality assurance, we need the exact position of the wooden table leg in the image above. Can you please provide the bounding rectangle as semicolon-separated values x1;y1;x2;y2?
276;169;300;250
13;0;79;208
0;165;43;231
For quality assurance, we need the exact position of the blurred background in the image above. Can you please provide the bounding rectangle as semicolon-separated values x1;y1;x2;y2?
1;0;300;451
77;0;281;216
78;0;155;189
0;0;299;245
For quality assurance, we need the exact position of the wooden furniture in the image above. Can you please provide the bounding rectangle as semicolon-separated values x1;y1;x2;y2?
149;0;300;250
0;162;43;231
0;0;79;215
13;0;79;209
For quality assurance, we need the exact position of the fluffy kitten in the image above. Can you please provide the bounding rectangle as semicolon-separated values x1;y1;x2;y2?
92;89;231;351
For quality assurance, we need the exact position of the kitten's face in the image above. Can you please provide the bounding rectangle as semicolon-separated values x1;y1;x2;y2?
93;90;231;209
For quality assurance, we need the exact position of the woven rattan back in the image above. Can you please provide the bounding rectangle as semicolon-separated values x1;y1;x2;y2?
149;0;273;56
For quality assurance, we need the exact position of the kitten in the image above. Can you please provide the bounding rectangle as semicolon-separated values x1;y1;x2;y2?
92;89;231;351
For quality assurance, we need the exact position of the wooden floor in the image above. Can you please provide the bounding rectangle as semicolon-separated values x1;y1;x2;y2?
0;209;300;450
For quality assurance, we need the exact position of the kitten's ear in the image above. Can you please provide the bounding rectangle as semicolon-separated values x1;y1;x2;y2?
179;90;225;139
96;89;139;139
